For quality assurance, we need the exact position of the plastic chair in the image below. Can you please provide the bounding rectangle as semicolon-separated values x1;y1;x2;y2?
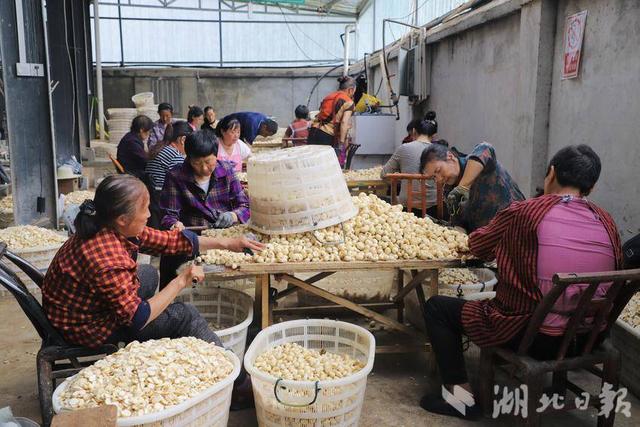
386;173;444;219
344;143;361;170
478;268;640;426
0;243;118;427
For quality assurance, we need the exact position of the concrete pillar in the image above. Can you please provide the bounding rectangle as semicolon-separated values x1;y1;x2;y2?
513;0;557;196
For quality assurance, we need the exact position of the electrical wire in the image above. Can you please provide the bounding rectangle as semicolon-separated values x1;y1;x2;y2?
277;4;320;63
391;0;431;22
291;22;342;60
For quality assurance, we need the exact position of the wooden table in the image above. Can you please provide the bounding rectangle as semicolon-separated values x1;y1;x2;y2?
345;179;389;197
204;258;469;351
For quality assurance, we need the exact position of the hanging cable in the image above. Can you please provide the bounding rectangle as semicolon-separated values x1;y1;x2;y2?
278;4;322;63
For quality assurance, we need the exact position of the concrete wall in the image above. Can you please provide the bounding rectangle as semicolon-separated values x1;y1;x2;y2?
101;68;340;127
548;0;640;239
413;0;639;239
426;12;521;176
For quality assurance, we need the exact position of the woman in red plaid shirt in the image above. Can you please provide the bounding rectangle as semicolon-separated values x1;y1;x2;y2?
42;174;263;348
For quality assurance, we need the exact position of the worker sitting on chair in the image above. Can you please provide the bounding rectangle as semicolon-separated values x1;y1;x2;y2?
217;111;278;145
284;105;310;144
381;113;439;217
187;106;205;131
420;142;524;232
42;174;262;349
419;145;622;420
159;130;250;288
148;102;175;148
116;115;153;180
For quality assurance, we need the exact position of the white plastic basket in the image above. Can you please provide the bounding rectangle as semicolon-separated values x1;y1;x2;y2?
131;92;154;108
107;108;138;120
175;286;253;360
52;348;240;427
404;268;496;332
9;242;66;292
137;105;160;122
248;145;358;235
442;268;497;295
244;319;376;427
463;291;496;301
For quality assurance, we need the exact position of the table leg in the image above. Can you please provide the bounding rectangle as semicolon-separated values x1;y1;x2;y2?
429;269;439;297
395;269;404;323
260;274;271;329
254;274;262;327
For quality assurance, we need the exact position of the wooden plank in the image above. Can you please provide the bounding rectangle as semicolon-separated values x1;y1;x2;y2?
231;259;465;274
429;269;439;297
392;269;431;303
275;271;336;300
280;274;419;337
345;179;387;186
273;302;395;315
396;270;404;323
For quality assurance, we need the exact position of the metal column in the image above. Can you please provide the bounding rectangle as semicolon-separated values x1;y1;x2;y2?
0;0;58;226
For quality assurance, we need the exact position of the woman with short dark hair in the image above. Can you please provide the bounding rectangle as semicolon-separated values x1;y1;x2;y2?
202;106;217;133
148;102;174;148
284;104;310;143
420;141;524;232
42;174;263;348
146;121;193;191
159;130;250;287
187;106;204;131
216;118;252;172
116;115;154;179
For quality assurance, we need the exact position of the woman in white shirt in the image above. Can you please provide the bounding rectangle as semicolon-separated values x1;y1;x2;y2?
216;118;251;172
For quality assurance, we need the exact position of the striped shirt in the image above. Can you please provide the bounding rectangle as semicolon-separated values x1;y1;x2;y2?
145;145;185;190
381;139;436;206
461;194;622;348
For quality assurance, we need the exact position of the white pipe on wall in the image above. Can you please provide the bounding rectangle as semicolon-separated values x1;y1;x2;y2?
343;24;355;76
93;0;105;140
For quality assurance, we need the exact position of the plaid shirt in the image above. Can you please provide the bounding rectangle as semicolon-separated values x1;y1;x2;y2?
461;195;622;347
160;160;250;229
42;227;195;347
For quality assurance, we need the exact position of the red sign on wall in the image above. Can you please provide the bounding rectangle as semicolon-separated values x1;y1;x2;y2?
562;10;588;79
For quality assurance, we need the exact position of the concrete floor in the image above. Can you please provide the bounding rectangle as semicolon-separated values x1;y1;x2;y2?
1;295;639;426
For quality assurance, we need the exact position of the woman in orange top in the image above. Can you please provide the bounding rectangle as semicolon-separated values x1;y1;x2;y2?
308;76;356;164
